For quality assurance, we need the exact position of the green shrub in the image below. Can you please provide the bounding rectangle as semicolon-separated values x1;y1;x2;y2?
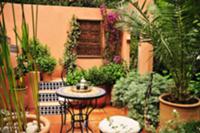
29;39;49;59
84;63;127;86
112;71;171;127
65;63;127;86
16;54;32;75
6;0;129;8
66;69;85;85
189;73;200;98
85;67;106;86
101;63;127;85
182;121;200;132
37;56;56;74
16;39;56;74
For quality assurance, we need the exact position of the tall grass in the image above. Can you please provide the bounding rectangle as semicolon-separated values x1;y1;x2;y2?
0;2;41;132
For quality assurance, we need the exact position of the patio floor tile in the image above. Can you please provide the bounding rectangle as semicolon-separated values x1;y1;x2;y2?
43;106;127;133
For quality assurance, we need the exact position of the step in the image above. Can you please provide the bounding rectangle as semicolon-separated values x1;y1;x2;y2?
39;101;60;106
39;81;64;91
39;101;63;115
39;90;58;102
38;81;65;115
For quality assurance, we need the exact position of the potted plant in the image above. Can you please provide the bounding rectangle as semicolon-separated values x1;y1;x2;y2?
38;56;56;82
84;63;127;106
117;0;200;127
17;38;56;82
29;39;56;81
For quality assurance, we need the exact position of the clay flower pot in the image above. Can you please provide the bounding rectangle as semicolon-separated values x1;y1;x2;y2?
159;93;200;127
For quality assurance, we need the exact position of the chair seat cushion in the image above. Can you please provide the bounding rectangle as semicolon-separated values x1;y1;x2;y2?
99;115;140;133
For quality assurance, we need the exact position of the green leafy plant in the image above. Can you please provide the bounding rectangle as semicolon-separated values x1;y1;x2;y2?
29;39;49;59
6;0;129;8
63;16;80;73
85;63;127;86
17;39;56;74
116;0;200;103
182;121;200;132
85;67;106;86
2;3;42;132
65;63;127;86
0;3;25;131
189;73;200;98
37;56;56;74
65;69;85;85
112;71;171;127
101;63;127;85
16;4;42;131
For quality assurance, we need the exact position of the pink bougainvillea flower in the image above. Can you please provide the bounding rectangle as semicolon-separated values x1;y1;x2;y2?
107;12;119;24
113;55;122;64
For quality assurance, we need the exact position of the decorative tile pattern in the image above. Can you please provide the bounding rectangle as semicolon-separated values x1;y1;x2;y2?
39;93;58;102
39;105;64;115
39;81;65;115
39;81;64;90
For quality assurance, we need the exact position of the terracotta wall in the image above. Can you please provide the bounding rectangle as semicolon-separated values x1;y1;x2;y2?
3;3;130;78
138;41;153;75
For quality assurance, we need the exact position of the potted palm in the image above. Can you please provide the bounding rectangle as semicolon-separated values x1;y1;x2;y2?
116;0;200;127
27;39;56;82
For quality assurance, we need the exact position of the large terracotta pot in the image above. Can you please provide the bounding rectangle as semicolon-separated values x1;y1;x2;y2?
159;93;200;127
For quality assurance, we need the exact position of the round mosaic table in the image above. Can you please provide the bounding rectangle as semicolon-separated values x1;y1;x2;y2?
56;86;106;133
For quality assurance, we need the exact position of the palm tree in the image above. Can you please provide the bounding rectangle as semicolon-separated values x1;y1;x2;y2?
117;0;200;103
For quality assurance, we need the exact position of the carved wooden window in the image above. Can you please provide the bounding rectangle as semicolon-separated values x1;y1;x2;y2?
77;20;102;57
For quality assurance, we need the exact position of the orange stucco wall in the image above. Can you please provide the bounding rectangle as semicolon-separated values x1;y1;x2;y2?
3;3;130;78
121;32;130;66
138;40;153;75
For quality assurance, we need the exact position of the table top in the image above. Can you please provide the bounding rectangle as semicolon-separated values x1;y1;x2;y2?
56;86;106;100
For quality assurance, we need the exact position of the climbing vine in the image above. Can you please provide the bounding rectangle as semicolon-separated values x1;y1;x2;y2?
63;16;80;72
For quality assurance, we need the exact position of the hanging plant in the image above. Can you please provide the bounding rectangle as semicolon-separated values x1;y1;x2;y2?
100;4;122;63
63;16;81;73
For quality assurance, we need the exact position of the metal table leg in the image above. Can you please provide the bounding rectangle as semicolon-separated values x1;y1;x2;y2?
64;98;98;133
59;99;67;133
